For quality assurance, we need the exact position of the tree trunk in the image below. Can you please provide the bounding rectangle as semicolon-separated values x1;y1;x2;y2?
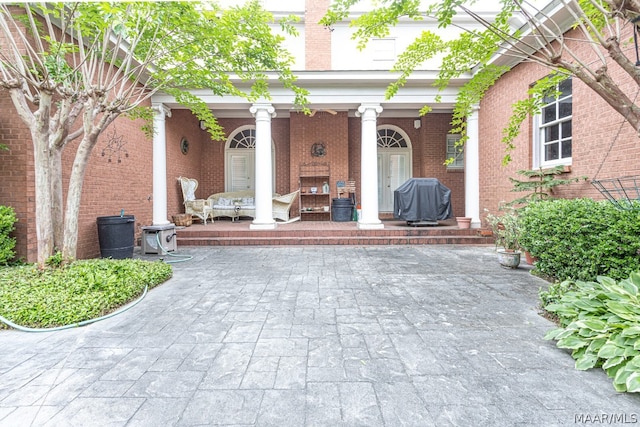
50;149;64;252
7;87;59;265
33;126;55;266
61;109;115;260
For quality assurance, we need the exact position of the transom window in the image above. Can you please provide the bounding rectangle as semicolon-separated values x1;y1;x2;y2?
229;128;256;149
377;128;408;148
536;78;572;167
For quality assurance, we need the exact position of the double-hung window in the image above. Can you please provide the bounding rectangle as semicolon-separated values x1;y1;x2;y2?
446;134;464;169
535;78;572;167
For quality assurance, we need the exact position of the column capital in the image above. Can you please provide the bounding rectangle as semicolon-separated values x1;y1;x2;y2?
250;103;276;119
356;103;383;118
152;103;172;118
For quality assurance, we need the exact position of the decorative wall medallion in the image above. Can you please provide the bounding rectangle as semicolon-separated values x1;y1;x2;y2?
101;125;129;163
311;142;326;157
180;137;189;155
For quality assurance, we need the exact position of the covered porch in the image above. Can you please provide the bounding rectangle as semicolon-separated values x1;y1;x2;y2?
151;71;482;236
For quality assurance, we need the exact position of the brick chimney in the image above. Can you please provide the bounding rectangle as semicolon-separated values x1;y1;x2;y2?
305;0;332;70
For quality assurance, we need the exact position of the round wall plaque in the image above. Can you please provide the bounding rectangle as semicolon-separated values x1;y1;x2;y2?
180;138;189;155
311;142;326;157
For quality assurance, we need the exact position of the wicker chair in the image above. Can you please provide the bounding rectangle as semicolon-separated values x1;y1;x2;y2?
178;176;213;224
272;190;300;222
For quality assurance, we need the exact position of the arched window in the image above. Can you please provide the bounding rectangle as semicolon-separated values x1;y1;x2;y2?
377;128;409;148
229;128;256;149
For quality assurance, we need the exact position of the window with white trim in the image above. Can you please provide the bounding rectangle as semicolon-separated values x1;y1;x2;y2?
446;134;464;169
535;78;572;167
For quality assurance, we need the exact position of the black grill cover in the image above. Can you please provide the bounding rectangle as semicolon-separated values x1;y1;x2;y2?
393;178;452;222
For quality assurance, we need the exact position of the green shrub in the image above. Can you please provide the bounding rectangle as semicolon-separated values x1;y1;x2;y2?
0;258;172;329
519;198;640;281
0;205;17;265
543;273;640;393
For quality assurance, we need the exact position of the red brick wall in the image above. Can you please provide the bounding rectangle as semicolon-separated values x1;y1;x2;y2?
0;90;36;262
305;0;332;70
0;9;36;261
290;111;350;213
72;109;153;259
478;26;637;220
165;110;209;221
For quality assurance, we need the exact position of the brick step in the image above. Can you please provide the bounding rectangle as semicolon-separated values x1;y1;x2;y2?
177;233;492;247
177;236;491;246
176;229;481;239
174;220;494;247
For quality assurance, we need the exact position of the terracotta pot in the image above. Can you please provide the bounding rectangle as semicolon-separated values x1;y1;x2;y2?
456;217;472;229
524;251;538;265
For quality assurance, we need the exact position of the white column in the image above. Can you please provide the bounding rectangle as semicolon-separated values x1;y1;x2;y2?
356;104;384;230
250;103;277;230
152;103;171;226
465;105;481;228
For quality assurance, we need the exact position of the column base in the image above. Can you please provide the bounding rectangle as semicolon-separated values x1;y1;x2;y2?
250;221;277;230
152;220;171;226
357;221;384;230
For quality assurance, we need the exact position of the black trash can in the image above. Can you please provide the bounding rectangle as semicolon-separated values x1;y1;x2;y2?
332;198;353;222
96;215;135;259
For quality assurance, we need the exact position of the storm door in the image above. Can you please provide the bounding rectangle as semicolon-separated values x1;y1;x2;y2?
376;127;412;212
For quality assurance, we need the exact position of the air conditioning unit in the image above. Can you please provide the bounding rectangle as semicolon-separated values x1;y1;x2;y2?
141;225;177;255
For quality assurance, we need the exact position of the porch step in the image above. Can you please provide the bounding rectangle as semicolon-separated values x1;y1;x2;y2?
175;223;493;247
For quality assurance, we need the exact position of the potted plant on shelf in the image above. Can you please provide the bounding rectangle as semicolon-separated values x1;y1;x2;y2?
485;206;521;268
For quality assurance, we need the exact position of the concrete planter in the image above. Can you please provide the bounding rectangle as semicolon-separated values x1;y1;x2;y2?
497;248;521;269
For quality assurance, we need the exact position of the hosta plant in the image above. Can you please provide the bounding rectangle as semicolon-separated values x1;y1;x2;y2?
543;272;640;392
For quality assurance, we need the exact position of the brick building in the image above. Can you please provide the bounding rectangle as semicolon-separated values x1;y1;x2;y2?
1;1;635;262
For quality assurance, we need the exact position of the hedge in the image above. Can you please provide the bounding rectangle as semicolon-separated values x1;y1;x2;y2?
0;205;17;265
519;198;640;281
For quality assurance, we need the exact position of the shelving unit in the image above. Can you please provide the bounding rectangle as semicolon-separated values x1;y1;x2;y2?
299;163;331;221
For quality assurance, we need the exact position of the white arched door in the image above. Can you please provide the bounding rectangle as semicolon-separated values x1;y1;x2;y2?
377;126;412;212
225;126;275;192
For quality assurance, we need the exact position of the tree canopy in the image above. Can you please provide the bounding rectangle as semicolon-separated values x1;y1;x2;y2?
0;1;308;264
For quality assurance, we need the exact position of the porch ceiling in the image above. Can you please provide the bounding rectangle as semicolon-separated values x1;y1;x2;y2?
152;70;465;118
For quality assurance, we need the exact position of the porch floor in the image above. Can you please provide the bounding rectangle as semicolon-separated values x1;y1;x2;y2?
175;217;494;246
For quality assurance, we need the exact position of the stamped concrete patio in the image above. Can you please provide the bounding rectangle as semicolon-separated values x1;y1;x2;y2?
0;245;638;426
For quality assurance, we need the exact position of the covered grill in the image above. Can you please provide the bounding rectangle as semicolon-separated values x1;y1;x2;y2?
393;178;452;225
